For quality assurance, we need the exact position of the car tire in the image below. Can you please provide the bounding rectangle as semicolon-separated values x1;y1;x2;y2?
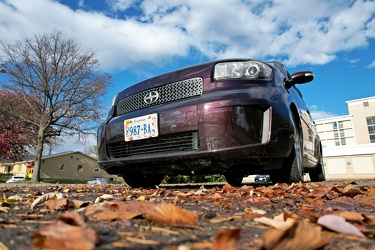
271;114;304;183
225;174;243;187
122;172;164;188
309;145;326;182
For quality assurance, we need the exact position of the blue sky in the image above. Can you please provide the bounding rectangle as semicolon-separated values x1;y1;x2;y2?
0;0;374;153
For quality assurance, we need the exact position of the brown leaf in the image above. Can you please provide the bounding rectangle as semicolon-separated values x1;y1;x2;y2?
84;204;142;221
45;198;69;211
212;227;241;250
329;196;358;208
71;200;91;209
144;202;199;227
0;241;8;250
85;205;126;221
335;211;365;224
32;212;99;250
342;184;362;197
222;184;235;192
262;221;330;250
354;194;375;208
109;200;152;214
30;192;64;209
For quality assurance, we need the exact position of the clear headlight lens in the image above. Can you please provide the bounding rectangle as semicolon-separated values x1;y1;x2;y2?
214;61;272;80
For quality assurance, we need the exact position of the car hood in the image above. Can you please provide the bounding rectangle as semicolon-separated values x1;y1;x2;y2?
115;59;254;101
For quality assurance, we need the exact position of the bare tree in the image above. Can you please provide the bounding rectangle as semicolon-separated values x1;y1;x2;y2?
0;30;112;181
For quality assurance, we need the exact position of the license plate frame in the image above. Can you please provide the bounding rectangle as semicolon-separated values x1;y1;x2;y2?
124;113;158;141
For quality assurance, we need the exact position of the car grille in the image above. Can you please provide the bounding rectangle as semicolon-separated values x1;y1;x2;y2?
117;77;203;115
108;131;200;158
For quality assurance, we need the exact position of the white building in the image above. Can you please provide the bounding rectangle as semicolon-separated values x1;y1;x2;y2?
315;96;375;180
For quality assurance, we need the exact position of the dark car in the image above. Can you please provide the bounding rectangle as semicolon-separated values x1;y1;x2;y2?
87;177;108;185
98;59;325;188
254;175;271;183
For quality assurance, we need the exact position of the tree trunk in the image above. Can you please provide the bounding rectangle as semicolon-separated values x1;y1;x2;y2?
32;129;45;182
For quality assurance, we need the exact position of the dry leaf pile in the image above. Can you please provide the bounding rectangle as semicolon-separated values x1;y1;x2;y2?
1;181;375;249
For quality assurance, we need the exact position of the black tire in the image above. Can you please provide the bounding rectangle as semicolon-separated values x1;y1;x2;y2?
122;172;164;188
309;145;326;182
225;174;243;187
271;114;304;183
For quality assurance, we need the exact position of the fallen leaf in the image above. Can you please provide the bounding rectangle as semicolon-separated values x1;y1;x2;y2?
5;195;23;202
244;207;267;215
85;205;137;221
45;198;69;211
32;212;99;250
71;200;91;209
30;192;64;209
221;184;235;192
335;211;365;224
0;241;8;250
209;217;235;224
317;214;366;238
94;194;114;203
262;221;330;250
110;201;151;211
342;184;362;197
212;227;241;250
354;194;375;208
254;216;293;230
136;195;146;201
125;236;160;245
0;207;9;213
144;202;199;227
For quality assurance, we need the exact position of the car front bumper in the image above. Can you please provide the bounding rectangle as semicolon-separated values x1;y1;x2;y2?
98;87;294;175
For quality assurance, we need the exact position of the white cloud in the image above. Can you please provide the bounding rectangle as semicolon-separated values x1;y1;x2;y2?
0;0;374;70
309;105;339;120
367;60;375;69
106;0;137;12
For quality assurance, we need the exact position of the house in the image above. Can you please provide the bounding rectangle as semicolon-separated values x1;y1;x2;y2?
0;151;123;182
315;96;375;180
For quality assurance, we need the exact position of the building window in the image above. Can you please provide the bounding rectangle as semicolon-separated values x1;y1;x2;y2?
58;164;65;171
77;165;83;172
341;138;346;146
334;131;339;138
338;121;344;129
364;101;369;107
367;116;375;143
94;166;100;173
332;122;337;129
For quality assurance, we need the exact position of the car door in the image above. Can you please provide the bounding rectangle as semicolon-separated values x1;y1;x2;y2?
292;85;318;166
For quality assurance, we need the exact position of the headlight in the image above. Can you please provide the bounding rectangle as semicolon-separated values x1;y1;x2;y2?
214;61;272;80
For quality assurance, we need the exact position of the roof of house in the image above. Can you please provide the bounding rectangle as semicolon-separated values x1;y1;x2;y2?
41;151;97;161
1;151;97;164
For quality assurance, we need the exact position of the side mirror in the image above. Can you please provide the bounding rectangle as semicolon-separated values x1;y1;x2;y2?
292;71;314;83
284;71;314;88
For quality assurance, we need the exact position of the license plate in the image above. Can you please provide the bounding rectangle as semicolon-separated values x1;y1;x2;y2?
124;113;158;141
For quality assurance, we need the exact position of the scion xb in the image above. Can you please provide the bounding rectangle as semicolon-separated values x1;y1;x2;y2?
97;59;325;187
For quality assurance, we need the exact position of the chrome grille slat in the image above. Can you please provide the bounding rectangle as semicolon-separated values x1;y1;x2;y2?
108;131;200;158
117;77;203;115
